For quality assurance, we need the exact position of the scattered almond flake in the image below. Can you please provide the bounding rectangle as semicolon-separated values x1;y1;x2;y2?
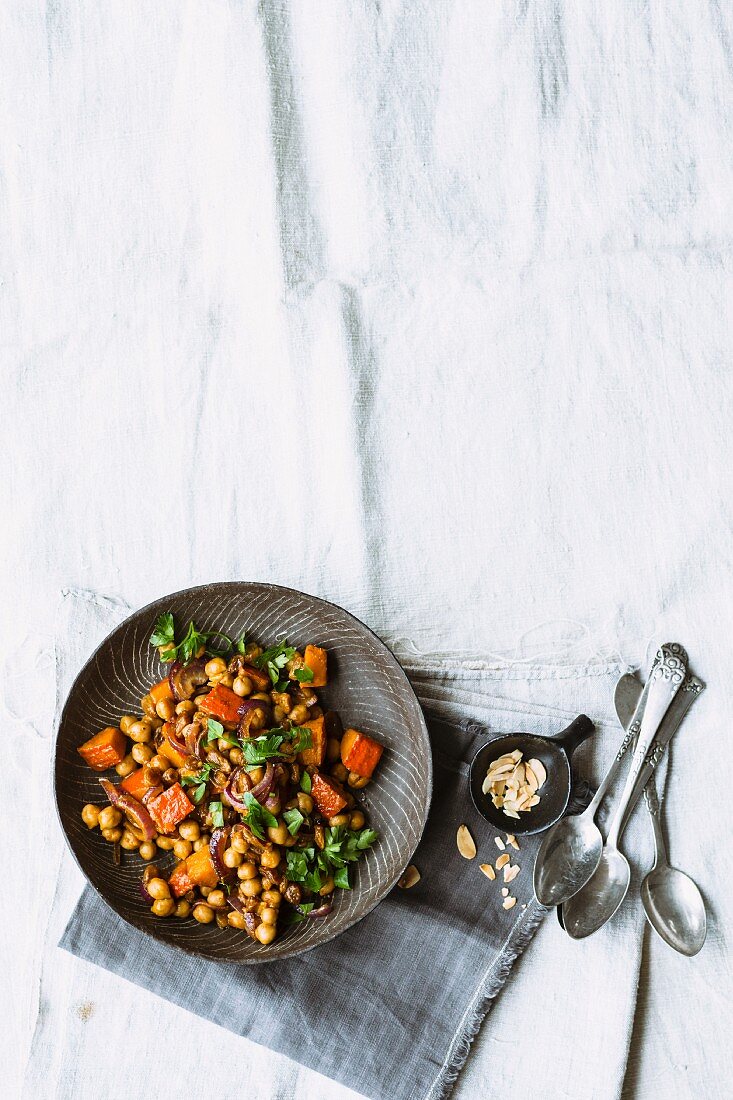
506;834;519;850
479;863;496;880
504;864;520;883
457;824;477;859
521;903;527;909
528;758;547;788
495;853;510;870
397;865;421;889
494;837;506;850
501;887;509;897
503;896;517;910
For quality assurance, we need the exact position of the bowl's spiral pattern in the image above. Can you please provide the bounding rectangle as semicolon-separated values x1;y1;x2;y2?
55;582;432;962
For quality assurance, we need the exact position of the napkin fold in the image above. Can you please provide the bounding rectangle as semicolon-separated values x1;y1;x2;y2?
50;590;647;1100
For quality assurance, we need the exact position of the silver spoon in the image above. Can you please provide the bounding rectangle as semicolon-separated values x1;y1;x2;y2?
534;665;658;908
640;781;706;955
563;645;687;938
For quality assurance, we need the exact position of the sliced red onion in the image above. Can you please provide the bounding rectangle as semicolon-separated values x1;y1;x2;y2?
227;894;246;914
139;878;154;904
165;724;189;756
249;761;275;805
169;657;208;701
209;827;234;882
225;767;253;812
99;778;156;840
303;902;333;919
237;697;271;738
237;662;271;691
142;783;163;806
243;910;258;936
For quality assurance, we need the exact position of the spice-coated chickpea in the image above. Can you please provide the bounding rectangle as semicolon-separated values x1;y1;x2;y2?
178;820;200;842
255;922;276;945
238;861;257;881
231;832;249;854
240;877;262;898
328;814;350;827
206;889;227;909
129;719;154;744
120;715;137;734
174;900;191;919
330;763;348;782
261;889;281;907
142;765;163;787
248;766;264;785
141;694;158;718
147;878;171;901
102;826;123;842
193;903;215;924
289;704;308;725
152;899;175;917
175;700;196;717
162;768;179;786
193;836;210;852
131;742;154;765
139;841;157;861
260;907;278;926
349;811;366;830
228;910;246;929
223;847;242;868
156;836;174;850
260;847;281;869
149;754;169;772
267;823;289;845
99;806;122;830
115;754;136;778
219;673;235;689
81;804;101;829
297;793;314;814
229;747;244;767
348;772;370;789
120;831;140;851
205;657;227;678
173;839;192;860
319;877;335;896
233;676;252;697
155;698;176;721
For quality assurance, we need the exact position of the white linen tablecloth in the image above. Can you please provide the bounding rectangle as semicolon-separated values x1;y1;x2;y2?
2;3;732;1098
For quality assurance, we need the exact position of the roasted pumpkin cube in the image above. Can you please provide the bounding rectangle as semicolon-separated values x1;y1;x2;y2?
77;727;127;772
298;715;326;767
149;677;175;705
148;782;194;834
197;683;242;726
184;844;218;888
310;770;348;818
303;644;327;687
168;859;194;898
340;728;384;778
157;722;188;768
120;767;155;801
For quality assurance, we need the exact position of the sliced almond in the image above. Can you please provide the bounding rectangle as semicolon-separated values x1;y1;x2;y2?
481;776;492;795
479;863;496;880
495;852;510;870
510;763;526;785
494;837;506;850
528;758;547;788
501;887;509;897
527;795;540;807
504;864;520;883
510;749;522;762
506;834;519;850
457;824;477;859
397;864;421;889
503;896;517;910
524;764;539;792
503;808;521;819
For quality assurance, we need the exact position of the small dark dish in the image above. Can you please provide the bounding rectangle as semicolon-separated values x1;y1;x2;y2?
468;715;594;836
55;582;432;963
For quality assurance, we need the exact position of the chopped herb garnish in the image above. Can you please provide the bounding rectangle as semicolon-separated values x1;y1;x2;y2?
285;827;377;894
241;728;311;768
283;808;304;835
241;792;278;841
204;718;240;749
235;634;247;655
300;770;312;793
294;667;314;683
253;641;296;686
149;612;233;664
181;762;214;803
282;901;315;926
149;612;175;649
210;801;225;828
334;866;350;890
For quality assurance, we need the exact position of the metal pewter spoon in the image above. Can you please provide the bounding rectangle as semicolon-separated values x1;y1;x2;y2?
640;780;707;955
563;645;687;938
558;669;704;931
533;662;661;908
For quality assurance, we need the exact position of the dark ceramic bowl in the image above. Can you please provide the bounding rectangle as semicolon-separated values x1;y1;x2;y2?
468;716;594;836
55;582;432;962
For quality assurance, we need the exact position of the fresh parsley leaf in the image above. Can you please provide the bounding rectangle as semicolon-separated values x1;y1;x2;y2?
285;849;309;882
281;901;315;926
356;828;379;850
150;612;175;649
334;866;350;890
235;634;247;655
300;770;312;793
242;733;285;767
181;762;214;803
288;727;312;753
241;792;278;840
283;808;304;835
205;631;233;657
210;800;225;827
294;666;314;683
254;641;297;686
203;719;241;750
191;782;206;803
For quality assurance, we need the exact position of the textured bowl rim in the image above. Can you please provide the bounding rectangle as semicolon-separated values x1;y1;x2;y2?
54;580;433;963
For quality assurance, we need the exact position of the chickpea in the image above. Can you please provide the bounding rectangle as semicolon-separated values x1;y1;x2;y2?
260;847;281;869
248;766;265;785
152;898;175;917
223;847;242;868
267;823;290;845
271;691;292;715
156;697;176;721
147;878;171;900
261;889;281;907
328;813;350;828
204;888;226;909
326;737;341;763
260;906;278;926
173;839;192;860
319;876;335;896
232;675;253;697
229;747;244;767
244;643;262;661
114;753;136;778
149;754;169;771
141;693;157;718
205;657;227;678
228;910;246;929
120;831;140;851
129;718;154;744
331;763;348;782
156;836;174;850
238;861;258;881
120;715;137;734
267;797;282;816
200;886;212;897
102;826;123;842
255;922;276;945
289;703;308;725
162;768;179;786
175;700;196;717
179;820;200;842
251;691;270;702
142;764;163;788
350;810;366;830
139;841;157;861
240;877;262;898
193;903;215;924
219;673;235;689
150;716;164;731
193;837;210;852
99;806;122;830
174;900;191;919
296;792;314;815
272;705;285;724
131;742;154;765
81;804;101;829
348;772;371;789
231;831;249;854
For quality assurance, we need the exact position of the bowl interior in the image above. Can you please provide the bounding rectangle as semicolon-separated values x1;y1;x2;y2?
468;733;571;836
55;582;432;962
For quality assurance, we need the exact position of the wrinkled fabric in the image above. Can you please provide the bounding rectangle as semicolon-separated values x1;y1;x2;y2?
3;2;733;1098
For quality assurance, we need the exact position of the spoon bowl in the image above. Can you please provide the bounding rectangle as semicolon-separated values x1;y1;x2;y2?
563;845;630;938
534;813;604;907
641;865;706;956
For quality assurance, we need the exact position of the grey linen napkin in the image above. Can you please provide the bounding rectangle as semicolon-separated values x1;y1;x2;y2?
61;713;582;1100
